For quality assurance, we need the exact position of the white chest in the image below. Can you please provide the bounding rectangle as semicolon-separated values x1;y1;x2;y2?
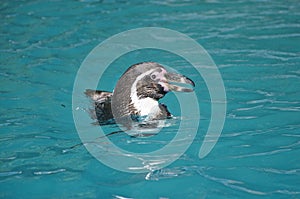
131;97;160;117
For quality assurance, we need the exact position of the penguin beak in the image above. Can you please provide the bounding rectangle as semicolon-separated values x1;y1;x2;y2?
163;73;195;92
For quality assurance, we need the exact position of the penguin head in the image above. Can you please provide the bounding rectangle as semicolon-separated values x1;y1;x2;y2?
128;62;195;100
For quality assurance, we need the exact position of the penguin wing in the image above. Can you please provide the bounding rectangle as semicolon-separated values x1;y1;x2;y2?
158;103;172;119
85;89;114;124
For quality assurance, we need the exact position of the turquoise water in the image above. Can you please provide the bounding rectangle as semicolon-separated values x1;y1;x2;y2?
1;0;300;198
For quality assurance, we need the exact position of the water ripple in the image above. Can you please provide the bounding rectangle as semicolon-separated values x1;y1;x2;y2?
196;169;267;196
0;171;22;177
231;149;291;159
33;168;66;175
251;167;300;175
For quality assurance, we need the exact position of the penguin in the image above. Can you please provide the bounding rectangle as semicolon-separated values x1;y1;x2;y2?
85;62;195;128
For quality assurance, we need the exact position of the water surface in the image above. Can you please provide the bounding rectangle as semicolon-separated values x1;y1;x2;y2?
1;0;300;198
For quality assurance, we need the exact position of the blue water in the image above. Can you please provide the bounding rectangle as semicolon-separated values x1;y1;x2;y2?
1;0;300;198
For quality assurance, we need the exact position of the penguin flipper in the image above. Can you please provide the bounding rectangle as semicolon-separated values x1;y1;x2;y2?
157;103;172;119
84;89;114;125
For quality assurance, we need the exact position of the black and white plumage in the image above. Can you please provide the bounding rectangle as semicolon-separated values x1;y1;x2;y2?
85;62;195;128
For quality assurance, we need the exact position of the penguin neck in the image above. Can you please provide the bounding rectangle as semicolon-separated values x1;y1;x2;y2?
130;69;161;118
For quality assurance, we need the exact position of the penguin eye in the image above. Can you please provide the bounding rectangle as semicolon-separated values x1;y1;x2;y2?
150;74;157;80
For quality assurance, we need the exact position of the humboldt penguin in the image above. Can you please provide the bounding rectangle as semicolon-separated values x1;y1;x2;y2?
85;62;195;128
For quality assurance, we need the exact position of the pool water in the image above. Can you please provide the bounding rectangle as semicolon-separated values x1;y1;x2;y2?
1;0;300;198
